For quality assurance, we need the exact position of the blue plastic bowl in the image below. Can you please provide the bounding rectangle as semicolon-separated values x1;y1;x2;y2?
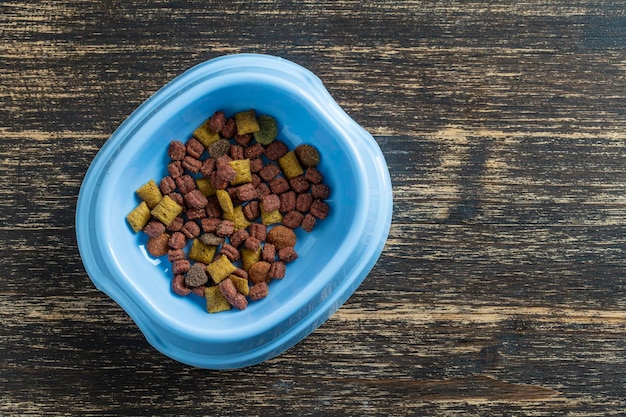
76;54;392;369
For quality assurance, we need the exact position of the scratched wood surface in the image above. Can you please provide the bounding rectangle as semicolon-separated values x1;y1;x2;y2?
2;1;626;415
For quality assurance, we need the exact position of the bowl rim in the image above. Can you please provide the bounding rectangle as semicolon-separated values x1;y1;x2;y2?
76;53;393;369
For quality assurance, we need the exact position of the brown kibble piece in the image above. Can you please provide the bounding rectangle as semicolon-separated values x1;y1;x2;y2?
301;213;316;232
184;189;209;209
167;160;184;178
265;140;289;160
209;111;226;133
172;259;191;275
289;175;309;194
279;191;296;213
146;233;170;257
278;246;298;263
166;216;184;232
311;183;331;199
249;261;272;283
221;118;236;139
248;223;267;241
175;175;196;195
282;211;304;229
304;167;324;184
249;281;269;301
310;199;330;219
181;221;201;239
168;249;186;262
186;137;205;159
168;141;186;160
270;261;286;279
143;220;165;238
172;274;191;296
229;228;249;247
215;220;235;237
219;278;248;310
269;176;290;194
262;243;276;262
168;231;187;250
243;201;260;220
266;225;296;250
296;193;313;213
199;232;224;246
185;263;209;287
182;155;202;173
220;243;241;262
259;163;280;182
260;194;281;212
159;176;177;194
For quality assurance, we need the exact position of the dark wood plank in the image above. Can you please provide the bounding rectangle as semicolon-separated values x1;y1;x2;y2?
2;0;626;415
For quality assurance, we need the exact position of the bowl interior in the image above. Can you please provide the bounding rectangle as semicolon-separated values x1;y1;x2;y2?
96;76;366;341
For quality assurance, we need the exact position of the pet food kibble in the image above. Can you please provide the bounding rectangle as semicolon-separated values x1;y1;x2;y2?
172;259;191;275
209;110;226;133
282;211;304;229
301;213;317;232
279;191;296;213
296;193;313;213
230;144;244;160
215;163;237;184
172;274;191;296
278;246;298;263
175;174;196;195
265;140;288;160
259;163;280;182
289;175;310;194
159;176;177;194
205;286;231;313
244;236;261;252
253;115;278;145
208;138;231;158
168;160;184;178
249;261;272;283
195;178;216;197
167;192;184;207
206;255;237;284
199;231;224;247
182;155;202;173
311;183;331;199
235;183;257;202
188;238;217;264
205;196;223;218
243;200;260;220
166;216;184;232
304;167;324;184
136;179;163;209
231;267;248;280
294;144;321;168
229;228;249;248
243;143;265;160
219;278;248;310
186;137;205;159
310;199;330;219
260;194;281;212
249;281;269;301
220;243;240;262
168;140;186;160
262;243;276;262
143;220;166;238
215;189;235;217
270;261;286;279
234;109;260;135
126;201;152;232
241;247;261;271
191;285;206;297
278;151;304;179
256;182;271;198
168;249;186;262
185;262;209;287
215;219;235;237
184;189;209;209
193;118;221;149
234;133;253;147
248;223;267;241
168;231;187;250
267;225;296;250
269;176;290;194
200;158;216;178
230;275;250;296
146;233;171;257
221;118;236;139
249;157;263;173
223;205;252;230
260;203;283;226
151;195;183;227
228;159;252;185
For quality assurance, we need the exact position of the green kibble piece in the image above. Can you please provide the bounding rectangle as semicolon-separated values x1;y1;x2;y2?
294;144;321;168
253;115;278;145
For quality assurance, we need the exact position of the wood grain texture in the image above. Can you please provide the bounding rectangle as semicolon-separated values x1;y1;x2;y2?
2;1;626;415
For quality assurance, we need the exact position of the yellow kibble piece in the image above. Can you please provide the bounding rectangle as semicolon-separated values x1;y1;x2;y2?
126;201;152;233
188;239;217;264
196;177;217;197
223;205;252;230
205;286;231;313
240;247;262;271
215;189;234;217
234;109;260;135
135;179;163;209
230;275;250;296
278;151;304;179
206;255;237;284
228;159;252;185
193;118;221;149
150;195;183;227
260;202;283;226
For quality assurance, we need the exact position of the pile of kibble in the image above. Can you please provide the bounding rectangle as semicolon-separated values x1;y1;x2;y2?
126;109;331;313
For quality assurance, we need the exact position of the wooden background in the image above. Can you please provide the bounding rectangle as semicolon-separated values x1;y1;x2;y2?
2;1;626;415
